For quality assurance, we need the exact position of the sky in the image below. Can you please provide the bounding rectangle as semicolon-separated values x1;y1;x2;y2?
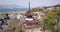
0;0;60;8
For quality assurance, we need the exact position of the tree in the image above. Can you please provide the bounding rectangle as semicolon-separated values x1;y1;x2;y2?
31;8;43;12
55;7;60;32
44;10;58;32
5;13;10;20
31;8;37;12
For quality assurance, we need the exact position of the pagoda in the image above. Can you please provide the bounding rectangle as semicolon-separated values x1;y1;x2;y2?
24;2;40;29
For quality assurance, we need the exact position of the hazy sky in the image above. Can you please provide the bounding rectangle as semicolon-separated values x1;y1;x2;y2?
0;0;60;8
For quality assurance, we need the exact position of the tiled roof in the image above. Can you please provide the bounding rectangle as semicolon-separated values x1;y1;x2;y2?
25;11;34;16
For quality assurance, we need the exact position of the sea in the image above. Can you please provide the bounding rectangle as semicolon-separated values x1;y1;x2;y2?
0;8;28;13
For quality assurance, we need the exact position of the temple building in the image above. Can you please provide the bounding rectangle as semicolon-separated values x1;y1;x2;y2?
23;2;40;29
25;11;34;21
22;2;43;32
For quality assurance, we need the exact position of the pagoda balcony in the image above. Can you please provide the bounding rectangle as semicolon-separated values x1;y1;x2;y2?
23;23;40;29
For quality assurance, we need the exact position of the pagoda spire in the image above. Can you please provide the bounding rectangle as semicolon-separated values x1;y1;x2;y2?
29;1;30;11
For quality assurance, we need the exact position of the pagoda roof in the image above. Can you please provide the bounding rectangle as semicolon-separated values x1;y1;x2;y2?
25;11;34;16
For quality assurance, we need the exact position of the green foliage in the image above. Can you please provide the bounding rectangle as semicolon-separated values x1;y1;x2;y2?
45;11;57;31
31;8;37;12
56;7;60;16
5;13;10;20
31;8;43;12
44;7;60;32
